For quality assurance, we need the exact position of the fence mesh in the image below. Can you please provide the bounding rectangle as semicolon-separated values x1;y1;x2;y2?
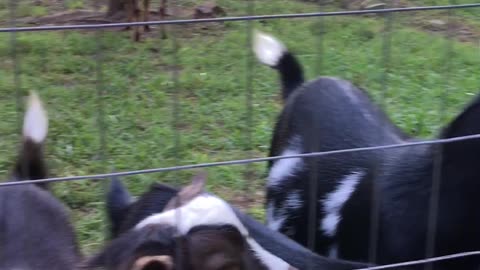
1;1;480;269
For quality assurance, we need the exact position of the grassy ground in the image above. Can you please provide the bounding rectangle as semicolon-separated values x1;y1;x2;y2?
0;0;479;254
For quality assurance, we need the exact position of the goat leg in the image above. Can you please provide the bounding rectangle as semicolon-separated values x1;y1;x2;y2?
143;0;150;32
159;0;167;39
125;0;135;31
133;8;142;42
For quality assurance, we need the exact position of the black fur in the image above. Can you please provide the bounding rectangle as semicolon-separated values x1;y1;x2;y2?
106;178;179;238
275;51;305;101
232;207;373;270
88;223;270;270
87;224;177;270
266;75;406;258
10;138;49;190
103;180;372;269
0;185;81;270
263;33;480;269
107;176;134;238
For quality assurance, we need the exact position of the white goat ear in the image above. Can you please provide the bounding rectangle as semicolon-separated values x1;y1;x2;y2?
132;255;173;270
23;91;48;143
252;29;286;67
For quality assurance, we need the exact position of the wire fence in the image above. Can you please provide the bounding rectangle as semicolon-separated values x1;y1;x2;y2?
2;3;480;32
1;133;480;187
2;1;480;270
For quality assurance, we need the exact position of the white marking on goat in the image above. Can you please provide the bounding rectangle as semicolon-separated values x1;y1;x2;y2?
266;202;286;231
267;192;301;232
328;244;339;259
321;171;364;237
268;137;303;189
253;30;286;67
23;91;48;143
136;194;290;270
285;191;302;210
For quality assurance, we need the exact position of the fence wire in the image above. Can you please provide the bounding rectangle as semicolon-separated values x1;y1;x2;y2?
425;4;455;270
2;4;480;33
357;251;480;270
1;134;480;187
2;2;480;270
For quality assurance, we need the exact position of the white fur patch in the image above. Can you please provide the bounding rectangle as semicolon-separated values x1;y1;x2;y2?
136;194;246;234
252;30;286;67
321;171;364;237
23;91;48;143
266;202;286;231
136;194;290;270
328;244;339;259
285;191;302;210
268;137;303;188
267;191;302;232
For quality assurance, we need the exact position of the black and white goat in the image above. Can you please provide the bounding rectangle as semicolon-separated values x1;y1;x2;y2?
87;173;371;270
254;30;480;269
0;92;81;270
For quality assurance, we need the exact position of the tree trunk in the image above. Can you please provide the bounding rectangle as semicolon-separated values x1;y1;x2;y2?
106;0;126;17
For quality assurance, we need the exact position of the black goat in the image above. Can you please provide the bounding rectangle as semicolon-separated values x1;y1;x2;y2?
88;173;271;270
88;173;371;270
253;30;480;269
0;92;81;270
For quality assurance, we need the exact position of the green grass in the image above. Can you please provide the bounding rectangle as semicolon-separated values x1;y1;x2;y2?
0;0;480;254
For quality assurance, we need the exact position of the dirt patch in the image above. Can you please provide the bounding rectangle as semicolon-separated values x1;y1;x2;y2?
413;17;480;43
297;0;480;43
320;0;410;10
24;4;186;25
7;1;227;42
362;0;480;43
24;10;107;25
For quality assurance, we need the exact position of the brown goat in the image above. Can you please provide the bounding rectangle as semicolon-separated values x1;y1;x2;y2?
125;0;168;42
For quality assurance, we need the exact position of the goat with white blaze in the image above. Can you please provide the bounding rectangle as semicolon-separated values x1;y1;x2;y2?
88;172;372;270
0;92;81;270
254;29;480;269
88;173;277;270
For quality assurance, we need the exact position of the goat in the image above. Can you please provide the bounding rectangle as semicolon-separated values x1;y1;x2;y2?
88;173;372;270
125;0;167;42
87;222;271;270
0;92;81;270
253;30;480;269
88;173;272;270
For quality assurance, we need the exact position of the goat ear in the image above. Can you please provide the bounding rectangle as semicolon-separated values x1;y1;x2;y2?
439;94;480;158
107;175;133;237
183;170;207;197
132;256;173;270
164;171;207;210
